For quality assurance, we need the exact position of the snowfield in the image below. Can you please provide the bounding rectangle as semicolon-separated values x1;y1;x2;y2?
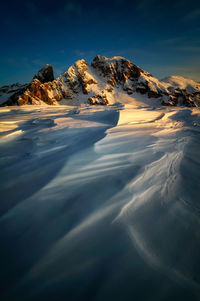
0;96;200;300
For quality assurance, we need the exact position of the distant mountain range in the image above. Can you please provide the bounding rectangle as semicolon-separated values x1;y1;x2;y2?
1;55;200;107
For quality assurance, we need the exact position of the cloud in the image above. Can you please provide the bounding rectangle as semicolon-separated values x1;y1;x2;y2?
2;57;31;69
156;35;200;52
183;9;200;21
172;0;188;9
6;58;21;67
25;1;37;14
74;50;96;60
174;67;200;81
62;1;82;16
152;65;200;82
136;0;158;11
23;1;54;27
175;46;200;52
114;0;125;6
54;67;64;76
32;59;45;66
159;37;185;45
74;50;86;57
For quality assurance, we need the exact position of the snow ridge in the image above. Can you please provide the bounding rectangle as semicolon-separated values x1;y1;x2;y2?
1;55;200;107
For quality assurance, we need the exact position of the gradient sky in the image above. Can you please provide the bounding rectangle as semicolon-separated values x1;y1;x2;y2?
1;0;200;86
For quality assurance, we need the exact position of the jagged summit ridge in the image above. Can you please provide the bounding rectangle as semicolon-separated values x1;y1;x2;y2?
1;55;200;107
33;64;54;83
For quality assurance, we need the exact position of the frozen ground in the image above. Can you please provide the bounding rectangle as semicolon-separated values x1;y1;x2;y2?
0;98;200;300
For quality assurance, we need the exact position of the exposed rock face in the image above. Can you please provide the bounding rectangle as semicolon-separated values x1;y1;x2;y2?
19;77;73;105
92;55;145;86
1;56;200;107
91;56;167;100
1;64;72;106
88;94;108;105
62;59;97;95
33;64;54;83
162;89;197;107
0;83;24;95
17;79;56;105
160;76;200;107
1;84;29;106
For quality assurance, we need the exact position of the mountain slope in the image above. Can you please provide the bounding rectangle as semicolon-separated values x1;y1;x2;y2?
1;56;200;107
161;76;200;93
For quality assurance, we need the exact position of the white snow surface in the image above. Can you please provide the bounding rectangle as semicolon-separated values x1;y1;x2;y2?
161;75;200;93
1;96;200;301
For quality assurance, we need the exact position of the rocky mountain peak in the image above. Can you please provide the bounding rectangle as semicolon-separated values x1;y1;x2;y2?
91;55;150;89
0;55;200;107
62;59;97;94
65;59;87;77
33;64;54;83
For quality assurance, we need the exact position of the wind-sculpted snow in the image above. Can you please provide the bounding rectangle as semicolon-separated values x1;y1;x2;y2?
0;102;200;301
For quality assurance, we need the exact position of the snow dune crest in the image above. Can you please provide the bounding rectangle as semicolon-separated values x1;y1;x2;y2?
0;100;200;300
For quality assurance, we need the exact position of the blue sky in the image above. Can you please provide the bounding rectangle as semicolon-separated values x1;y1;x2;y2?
0;0;200;86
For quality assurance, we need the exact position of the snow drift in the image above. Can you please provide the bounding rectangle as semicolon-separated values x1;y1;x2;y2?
0;95;200;300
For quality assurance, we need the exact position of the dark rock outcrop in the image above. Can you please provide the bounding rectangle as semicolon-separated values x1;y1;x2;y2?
91;55;145;87
88;94;108;105
1;65;71;106
33;64;54;83
1;84;29;106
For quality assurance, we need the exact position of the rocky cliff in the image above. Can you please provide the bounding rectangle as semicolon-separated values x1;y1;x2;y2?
1;56;200;107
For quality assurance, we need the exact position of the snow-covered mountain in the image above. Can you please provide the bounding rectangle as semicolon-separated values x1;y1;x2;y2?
1;55;200;107
0;82;28;105
1;57;200;301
